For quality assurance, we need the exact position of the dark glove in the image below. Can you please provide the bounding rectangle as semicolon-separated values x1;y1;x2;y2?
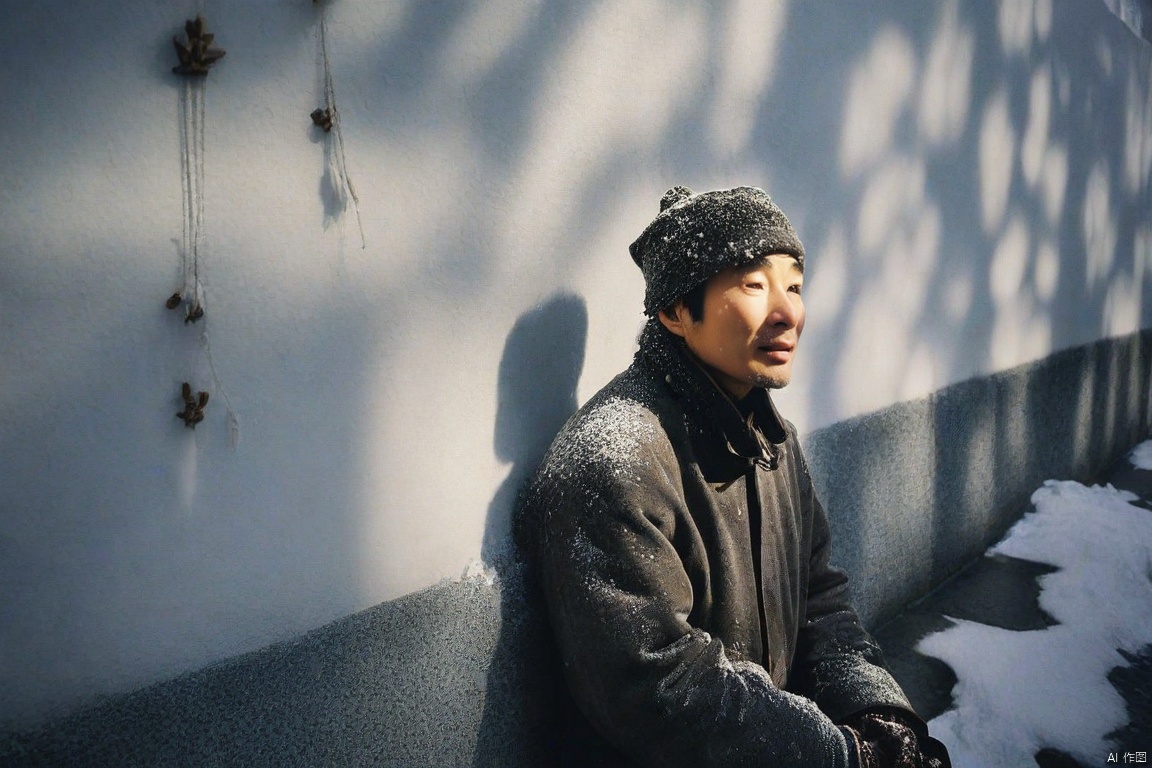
842;712;950;768
842;713;918;768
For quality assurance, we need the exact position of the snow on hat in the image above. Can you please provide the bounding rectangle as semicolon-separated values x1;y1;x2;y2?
629;185;806;317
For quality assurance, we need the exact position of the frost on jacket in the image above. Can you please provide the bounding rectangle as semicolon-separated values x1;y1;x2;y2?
521;320;918;767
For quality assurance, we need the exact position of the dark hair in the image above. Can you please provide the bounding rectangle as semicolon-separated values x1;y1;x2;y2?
673;281;707;323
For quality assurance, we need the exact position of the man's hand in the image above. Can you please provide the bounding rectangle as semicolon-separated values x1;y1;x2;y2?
843;712;948;768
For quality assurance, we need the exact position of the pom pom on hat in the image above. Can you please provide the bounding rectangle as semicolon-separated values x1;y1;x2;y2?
660;185;693;212
630;185;805;317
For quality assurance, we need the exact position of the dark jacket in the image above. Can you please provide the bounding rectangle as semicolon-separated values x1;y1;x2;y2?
522;320;918;767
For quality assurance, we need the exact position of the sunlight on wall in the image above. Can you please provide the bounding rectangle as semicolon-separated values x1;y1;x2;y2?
836;152;945;414
978;88;1015;235
489;1;711;294
839;26;916;176
1097;34;1116;79
1125;67;1152;195
818;0;1151;423
571;182;652;406
1104;223;1152;337
435;0;544;90
1083;161;1118;289
811;225;850;314
998;0;1053;57
988;215;1051;370
830;5;976;416
917;2;974;147
989;216;1030;308
707;0;786;156
1022;64;1070;226
1034;240;1060;303
178;434;198;510
325;2;412;65
360;317;505;594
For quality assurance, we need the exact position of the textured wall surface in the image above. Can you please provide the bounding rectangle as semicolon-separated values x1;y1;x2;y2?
0;572;560;767
1;0;1151;743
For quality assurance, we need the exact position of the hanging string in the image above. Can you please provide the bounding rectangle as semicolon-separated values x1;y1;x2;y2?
174;12;237;447
191;79;238;446
179;78;194;301
178;78;207;310
199;325;240;448
320;12;365;249
194;78;206;305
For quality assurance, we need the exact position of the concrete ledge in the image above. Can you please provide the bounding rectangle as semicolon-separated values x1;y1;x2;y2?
0;571;559;767
806;329;1152;626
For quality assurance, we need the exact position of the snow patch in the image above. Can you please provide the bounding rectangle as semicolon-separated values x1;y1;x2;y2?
1128;438;1152;469
918;480;1152;767
458;558;499;587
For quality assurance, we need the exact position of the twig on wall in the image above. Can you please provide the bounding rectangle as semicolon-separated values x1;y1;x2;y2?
314;7;366;249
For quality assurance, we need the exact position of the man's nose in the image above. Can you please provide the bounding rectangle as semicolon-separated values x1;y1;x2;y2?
767;288;800;328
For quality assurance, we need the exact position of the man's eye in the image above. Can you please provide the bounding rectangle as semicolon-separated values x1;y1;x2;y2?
745;282;764;290
789;284;803;295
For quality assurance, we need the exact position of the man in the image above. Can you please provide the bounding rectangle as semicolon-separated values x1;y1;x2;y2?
521;186;950;767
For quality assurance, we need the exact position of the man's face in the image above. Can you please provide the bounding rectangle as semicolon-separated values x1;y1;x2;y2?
660;255;805;399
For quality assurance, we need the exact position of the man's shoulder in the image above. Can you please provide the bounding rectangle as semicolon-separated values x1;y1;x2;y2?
534;365;676;485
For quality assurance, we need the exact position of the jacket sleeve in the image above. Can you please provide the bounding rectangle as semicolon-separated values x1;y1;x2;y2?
786;451;920;725
532;436;858;768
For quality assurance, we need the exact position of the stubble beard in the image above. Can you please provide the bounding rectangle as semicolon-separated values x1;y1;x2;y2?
751;367;793;390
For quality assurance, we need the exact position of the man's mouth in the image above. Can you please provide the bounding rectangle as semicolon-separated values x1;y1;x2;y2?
757;341;795;363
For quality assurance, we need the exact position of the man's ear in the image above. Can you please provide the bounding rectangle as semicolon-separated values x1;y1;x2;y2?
658;302;689;338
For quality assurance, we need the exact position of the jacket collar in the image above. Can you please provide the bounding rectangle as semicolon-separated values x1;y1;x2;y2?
636;319;787;466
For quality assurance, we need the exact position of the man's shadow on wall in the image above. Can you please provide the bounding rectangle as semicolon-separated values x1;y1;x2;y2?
481;292;588;566
474;292;588;766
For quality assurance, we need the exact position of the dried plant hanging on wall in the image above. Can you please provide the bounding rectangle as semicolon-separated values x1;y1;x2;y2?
168;13;239;446
172;15;225;76
313;1;365;248
177;382;210;428
171;14;223;325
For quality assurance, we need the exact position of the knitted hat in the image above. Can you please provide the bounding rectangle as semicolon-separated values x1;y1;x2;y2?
629;185;805;316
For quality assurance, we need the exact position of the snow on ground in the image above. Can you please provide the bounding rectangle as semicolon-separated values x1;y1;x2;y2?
917;448;1152;767
1130;440;1152;470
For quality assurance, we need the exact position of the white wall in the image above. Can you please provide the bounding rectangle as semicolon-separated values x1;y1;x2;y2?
1;0;1149;726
